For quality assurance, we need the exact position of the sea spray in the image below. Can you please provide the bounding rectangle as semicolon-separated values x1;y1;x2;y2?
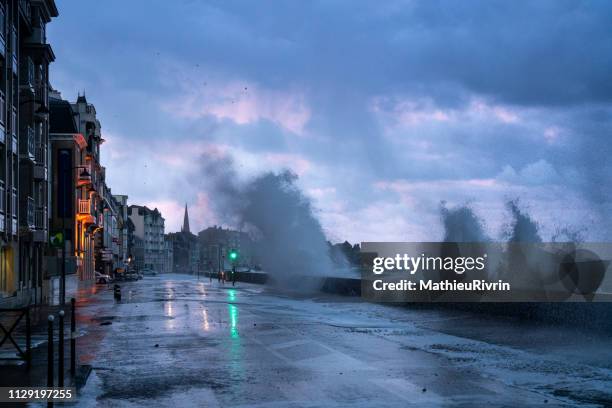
440;202;490;242
200;156;337;291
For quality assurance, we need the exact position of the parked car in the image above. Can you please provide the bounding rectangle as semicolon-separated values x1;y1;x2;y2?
95;271;112;284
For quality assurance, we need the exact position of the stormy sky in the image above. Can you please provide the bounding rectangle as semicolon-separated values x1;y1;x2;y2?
48;0;612;242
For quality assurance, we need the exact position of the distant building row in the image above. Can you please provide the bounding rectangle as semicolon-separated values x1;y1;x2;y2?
165;206;255;275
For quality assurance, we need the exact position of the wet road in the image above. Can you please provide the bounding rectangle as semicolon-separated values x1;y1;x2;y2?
64;274;611;407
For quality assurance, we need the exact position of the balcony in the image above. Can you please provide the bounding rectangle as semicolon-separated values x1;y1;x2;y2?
19;57;35;94
20;126;35;161
35;143;46;163
34;206;47;230
33;206;47;242
77;165;92;187
24;196;34;229
78;199;92;215
34;80;48;108
33;144;47;180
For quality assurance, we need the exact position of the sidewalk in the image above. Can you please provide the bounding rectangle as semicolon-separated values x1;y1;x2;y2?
0;292;95;392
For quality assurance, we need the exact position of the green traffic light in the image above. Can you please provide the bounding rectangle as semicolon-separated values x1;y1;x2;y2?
229;250;238;261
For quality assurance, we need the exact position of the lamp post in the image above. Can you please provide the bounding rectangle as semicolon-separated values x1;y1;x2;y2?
59;165;91;306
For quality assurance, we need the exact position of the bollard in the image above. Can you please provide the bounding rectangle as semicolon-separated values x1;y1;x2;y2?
47;315;54;408
114;284;121;301
58;310;65;387
70;298;76;376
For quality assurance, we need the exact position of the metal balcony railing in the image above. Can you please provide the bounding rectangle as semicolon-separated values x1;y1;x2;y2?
34;80;47;105
20;57;35;89
34;207;46;230
78;199;91;215
35;143;46;164
26;197;34;228
21;126;35;159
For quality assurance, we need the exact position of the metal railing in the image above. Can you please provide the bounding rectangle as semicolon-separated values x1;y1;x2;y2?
20;56;35;88
21;126;35;159
34;206;46;230
35;143;46;164
35;80;47;105
25;197;34;228
0;307;31;368
78;199;91;215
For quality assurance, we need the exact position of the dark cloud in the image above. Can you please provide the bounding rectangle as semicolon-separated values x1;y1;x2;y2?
47;0;612;240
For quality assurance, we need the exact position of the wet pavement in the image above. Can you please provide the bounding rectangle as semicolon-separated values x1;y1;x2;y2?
39;274;612;407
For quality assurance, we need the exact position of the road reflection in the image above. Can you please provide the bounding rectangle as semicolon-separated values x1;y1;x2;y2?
227;289;244;383
165;301;175;330
202;308;210;331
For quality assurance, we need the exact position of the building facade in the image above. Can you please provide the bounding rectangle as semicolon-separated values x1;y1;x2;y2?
0;0;58;307
112;194;129;270
198;226;253;274
128;205;166;273
49;93;93;296
167;205;199;274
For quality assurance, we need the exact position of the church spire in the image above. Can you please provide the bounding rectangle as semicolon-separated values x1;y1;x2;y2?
182;203;190;233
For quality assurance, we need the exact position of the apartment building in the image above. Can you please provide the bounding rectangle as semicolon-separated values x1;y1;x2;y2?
113;194;129;270
49;93;92;297
128;205;166;273
0;0;57;307
163;235;173;274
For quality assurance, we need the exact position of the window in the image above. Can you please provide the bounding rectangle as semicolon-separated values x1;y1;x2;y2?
0;5;4;39
10;25;16;53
